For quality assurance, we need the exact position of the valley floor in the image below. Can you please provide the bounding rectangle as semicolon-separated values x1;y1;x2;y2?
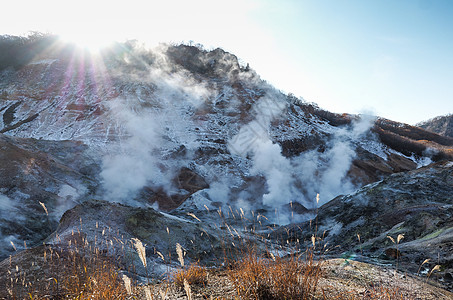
132;259;452;300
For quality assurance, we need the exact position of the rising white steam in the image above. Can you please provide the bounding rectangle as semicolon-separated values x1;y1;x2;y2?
101;99;165;202
250;139;293;206
0;194;24;257
229;97;375;217
228;93;291;207
101;45;212;204
294;114;376;206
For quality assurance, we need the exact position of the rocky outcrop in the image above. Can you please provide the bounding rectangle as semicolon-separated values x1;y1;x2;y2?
48;199;226;270
139;167;209;211
418;114;453;138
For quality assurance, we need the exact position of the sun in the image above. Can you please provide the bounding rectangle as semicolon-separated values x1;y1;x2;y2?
57;29;116;53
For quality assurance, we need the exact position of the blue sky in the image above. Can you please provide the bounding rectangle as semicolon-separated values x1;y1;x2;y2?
1;0;452;124
246;0;453;124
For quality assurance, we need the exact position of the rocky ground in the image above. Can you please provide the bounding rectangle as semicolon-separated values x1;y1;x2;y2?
139;259;453;299
2;248;453;299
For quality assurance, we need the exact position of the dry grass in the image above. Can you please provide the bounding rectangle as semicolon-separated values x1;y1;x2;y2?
174;263;208;288
58;251;128;299
228;250;322;300
4;240;442;300
5;233;132;299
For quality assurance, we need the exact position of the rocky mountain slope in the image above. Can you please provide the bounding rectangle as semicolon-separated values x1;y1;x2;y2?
279;160;453;288
1;35;453;297
417;114;453;138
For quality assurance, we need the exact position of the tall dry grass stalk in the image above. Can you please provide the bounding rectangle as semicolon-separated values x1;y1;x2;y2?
427;265;441;279
387;233;404;271
417;259;431;275
122;274;132;295
183;278;192;300
187;212;201;222
39;201;48;215
132;237;147;268
160;289;167;300
144;286;153;300
176;243;184;268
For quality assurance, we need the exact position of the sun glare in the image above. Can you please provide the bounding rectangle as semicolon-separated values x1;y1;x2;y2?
58;31;114;53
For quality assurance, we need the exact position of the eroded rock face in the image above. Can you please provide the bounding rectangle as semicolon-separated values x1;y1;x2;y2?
348;147;417;186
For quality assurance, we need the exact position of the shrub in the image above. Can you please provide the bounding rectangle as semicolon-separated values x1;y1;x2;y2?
174;263;208;288
228;250;322;300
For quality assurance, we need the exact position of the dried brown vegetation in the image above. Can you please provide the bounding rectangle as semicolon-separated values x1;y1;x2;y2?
174;263;208;288
5;243;129;299
228;250;322;300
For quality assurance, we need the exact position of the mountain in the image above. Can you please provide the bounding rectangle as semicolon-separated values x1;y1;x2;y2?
1;34;453;297
417;114;453;138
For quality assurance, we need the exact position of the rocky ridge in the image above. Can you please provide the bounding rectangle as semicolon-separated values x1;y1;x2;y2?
418;114;453;138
